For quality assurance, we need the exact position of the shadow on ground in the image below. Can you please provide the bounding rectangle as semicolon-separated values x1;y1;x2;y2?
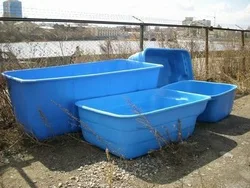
2;114;250;185
119;128;237;184
197;115;250;136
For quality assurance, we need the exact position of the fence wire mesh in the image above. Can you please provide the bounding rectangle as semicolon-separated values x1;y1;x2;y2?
206;30;250;92
0;21;141;71
0;17;250;94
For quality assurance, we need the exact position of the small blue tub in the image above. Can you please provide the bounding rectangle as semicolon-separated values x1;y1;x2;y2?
76;88;210;159
2;59;163;140
162;80;237;122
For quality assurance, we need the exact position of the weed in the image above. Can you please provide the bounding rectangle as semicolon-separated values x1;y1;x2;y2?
105;148;115;188
126;97;169;149
126;97;185;155
177;119;183;143
38;108;55;137
51;100;123;157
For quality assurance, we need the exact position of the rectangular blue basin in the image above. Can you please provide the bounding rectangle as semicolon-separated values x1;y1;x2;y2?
162;80;237;122
75;88;210;159
2;59;163;140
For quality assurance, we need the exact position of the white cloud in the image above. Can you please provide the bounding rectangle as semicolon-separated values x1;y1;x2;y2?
212;2;232;12
217;5;250;27
189;2;249;27
176;0;195;11
246;4;250;13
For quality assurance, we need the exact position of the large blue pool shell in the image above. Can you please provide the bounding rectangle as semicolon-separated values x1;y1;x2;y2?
2;59;163;140
162;80;237;122
76;88;210;159
129;48;194;87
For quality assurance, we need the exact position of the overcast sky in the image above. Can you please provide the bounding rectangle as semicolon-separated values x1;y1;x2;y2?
0;0;249;28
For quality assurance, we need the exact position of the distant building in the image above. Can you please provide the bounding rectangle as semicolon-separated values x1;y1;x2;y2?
182;17;211;27
182;17;194;25
3;0;22;18
89;27;121;38
193;19;211;27
145;27;177;41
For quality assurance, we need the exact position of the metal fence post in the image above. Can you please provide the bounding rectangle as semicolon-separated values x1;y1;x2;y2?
140;24;144;51
241;31;246;72
205;27;209;79
241;31;245;47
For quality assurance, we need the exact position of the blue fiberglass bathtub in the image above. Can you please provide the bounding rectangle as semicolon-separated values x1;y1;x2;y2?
76;88;210;159
2;59;163;140
162;80;237;122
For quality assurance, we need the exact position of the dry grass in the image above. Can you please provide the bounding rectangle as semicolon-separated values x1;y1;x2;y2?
0;74;20;152
0;36;249;155
195;48;250;94
105;149;115;188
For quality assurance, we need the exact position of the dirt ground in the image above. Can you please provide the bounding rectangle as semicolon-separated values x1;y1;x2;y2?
0;94;250;188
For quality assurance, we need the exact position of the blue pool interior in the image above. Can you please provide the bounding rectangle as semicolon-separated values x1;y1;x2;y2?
76;88;211;117
162;80;237;97
2;59;162;81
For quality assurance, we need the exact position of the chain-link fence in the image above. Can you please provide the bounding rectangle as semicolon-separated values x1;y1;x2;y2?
0;16;250;92
0;21;141;70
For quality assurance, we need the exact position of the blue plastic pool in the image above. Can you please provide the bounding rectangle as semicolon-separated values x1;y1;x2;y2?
129;48;194;87
2;59;163;140
76;88;210;159
162;80;237;122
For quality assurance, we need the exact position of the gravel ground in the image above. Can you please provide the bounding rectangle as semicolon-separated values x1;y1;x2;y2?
1;94;250;188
